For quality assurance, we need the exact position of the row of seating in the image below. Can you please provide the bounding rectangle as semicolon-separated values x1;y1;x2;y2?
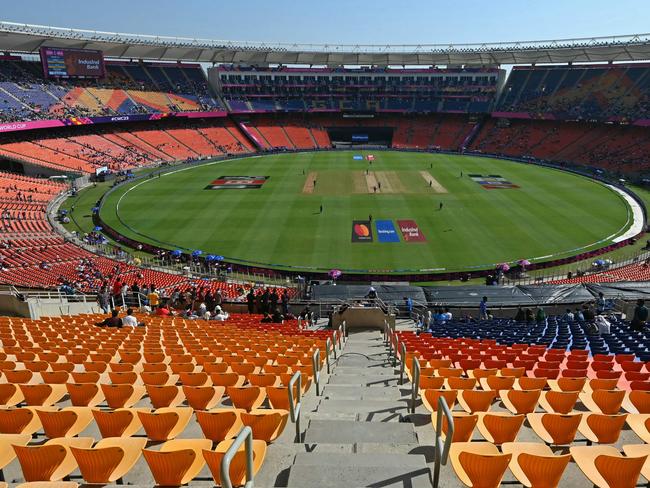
449;441;650;488
0;313;339;486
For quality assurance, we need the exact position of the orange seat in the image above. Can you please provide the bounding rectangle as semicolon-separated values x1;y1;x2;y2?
539;390;579;414
527;413;582;445
449;442;511;488
100;384;146;409
203;437;267;487
579;389;625;414
19;384;66;406
178;372;211;387
241;409;290;443
138;407;194;441
196;409;244;442
570;445;647;488
71;372;101;384
0;407;45;435
71;437;147;484
548;377;587;392
143;438;212;486
183;386;225;411
480;375;515;392
66;383;104;407
623;390;650;414
248;374;281;387
457;390;496;413
418;376;445;390
210;373;245;387
578;413;627;444
13;437;94;481
146;385;185;409
477;412;525;445
500;389;541;415
445;377;477;390
0;384;24;407
440;412;478;442
266;386;298;411
421;389;457;413
92;408;148;437
501;442;571;488
36;407;94;438
515;377;547;391
226;387;266;411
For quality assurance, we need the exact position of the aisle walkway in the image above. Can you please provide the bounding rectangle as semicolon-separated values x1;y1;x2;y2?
257;328;432;487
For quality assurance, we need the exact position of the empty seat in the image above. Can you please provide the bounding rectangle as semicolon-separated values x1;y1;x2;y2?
92;408;148;438
196;409;244;442
449;442;511;488
527;413;582;445
36;407;94;438
578;413;627;444
203;437;267;487
501;442;571;488
71;436;147;484
570;445;647;488
476;412;525;445
138;407;193;441
13;437;94;481
143;438;212;486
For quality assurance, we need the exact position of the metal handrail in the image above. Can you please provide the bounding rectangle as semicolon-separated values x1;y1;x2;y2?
433;397;454;488
410;356;421;414
391;333;399;367
312;348;321;396
399;341;407;385
288;371;302;443
325;338;332;374
331;331;338;360
220;426;255;488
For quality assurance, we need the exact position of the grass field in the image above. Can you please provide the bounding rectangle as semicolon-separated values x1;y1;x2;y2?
99;151;632;274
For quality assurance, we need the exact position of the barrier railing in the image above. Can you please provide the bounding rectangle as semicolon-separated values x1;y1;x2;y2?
433;397;454;488
312;348;321;396
410;356;421;414
399;341;407;385
324;338;332;374
331;330;338;360
288;371;303;442
220;426;255;488
391;332;399;367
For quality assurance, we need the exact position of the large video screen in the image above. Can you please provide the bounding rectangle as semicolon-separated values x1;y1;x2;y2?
40;47;105;78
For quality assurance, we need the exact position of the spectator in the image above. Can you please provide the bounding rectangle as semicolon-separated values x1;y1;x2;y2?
122;308;138;328
595;314;611;335
632;299;648;331
479;296;488;320
596;292;606;314
563;309;574;323
96;286;110;314
213;305;229;321
271;309;284;323
147;285;160;310
95;309;122;328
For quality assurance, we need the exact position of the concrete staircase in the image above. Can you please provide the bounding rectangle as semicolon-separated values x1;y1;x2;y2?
256;329;431;487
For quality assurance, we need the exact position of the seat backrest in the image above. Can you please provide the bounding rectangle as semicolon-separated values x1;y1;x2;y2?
458;451;511;488
541;413;582;445
518;452;571;488
594;454;647;488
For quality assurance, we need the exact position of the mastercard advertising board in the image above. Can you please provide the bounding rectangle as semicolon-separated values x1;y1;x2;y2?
351;220;373;243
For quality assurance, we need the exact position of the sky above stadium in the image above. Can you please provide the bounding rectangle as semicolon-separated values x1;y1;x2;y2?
3;0;649;45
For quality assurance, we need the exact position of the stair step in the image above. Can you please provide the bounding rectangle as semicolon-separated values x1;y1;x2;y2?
303;419;416;444
287;453;430;488
317;399;409;414
332;366;395;375
327;374;399;386
322;385;406;400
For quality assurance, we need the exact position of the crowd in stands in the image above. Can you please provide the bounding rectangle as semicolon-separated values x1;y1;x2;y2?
0;56;223;122
498;64;650;121
0;170;297;303
470;118;650;174
218;67;498;113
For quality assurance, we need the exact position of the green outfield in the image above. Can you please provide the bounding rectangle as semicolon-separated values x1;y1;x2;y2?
99;151;633;274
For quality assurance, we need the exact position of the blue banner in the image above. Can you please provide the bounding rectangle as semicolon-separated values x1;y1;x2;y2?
375;220;400;243
353;155;363;160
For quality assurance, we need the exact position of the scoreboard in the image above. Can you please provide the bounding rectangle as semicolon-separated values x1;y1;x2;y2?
40;47;105;78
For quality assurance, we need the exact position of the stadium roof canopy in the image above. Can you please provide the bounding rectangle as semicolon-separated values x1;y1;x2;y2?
2;21;650;66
